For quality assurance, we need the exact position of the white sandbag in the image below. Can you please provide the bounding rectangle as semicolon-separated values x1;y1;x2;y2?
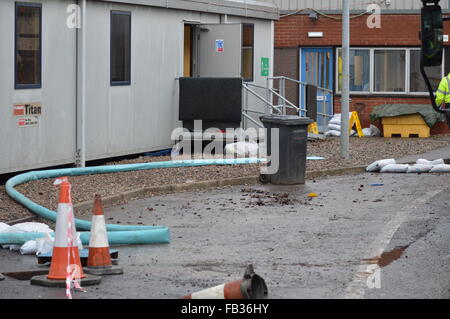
380;164;409;173
327;123;341;131
36;233;54;255
362;128;372;137
225;141;259;157
325;129;356;137
0;223;11;233
407;164;433;173
429;164;450;173
3;222;52;234
20;240;38;255
325;130;341;137
416;158;445;165
329;114;341;125
366;159;396;172
329;113;352;126
370;125;381;137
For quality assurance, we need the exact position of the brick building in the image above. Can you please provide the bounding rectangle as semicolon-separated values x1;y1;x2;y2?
268;1;450;134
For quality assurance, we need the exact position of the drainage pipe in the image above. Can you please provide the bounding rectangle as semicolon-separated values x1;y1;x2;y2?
3;158;264;245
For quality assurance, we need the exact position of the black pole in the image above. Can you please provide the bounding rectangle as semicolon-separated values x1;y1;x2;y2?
419;58;445;114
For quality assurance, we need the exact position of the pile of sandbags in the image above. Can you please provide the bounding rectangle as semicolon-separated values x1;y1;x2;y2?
325;113;381;137
325;114;355;137
0;222;83;255
362;125;381;137
366;158;450;173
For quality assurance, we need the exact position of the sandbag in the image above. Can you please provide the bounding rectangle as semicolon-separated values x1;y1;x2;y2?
325;129;356;137
224;142;259;157
429;164;450;173
407;164;433;173
20;240;37;255
366;159;396;172
327;123;341;131
416;158;445;165
325;130;341;137
0;223;10;233
380;164;409;173
2;222;52;234
329;114;341;125
36;233;54;255
362;128;372;137
370;125;381;137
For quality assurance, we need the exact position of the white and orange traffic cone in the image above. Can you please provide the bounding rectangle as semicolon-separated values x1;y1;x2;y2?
84;194;123;276
181;265;268;299
31;178;101;291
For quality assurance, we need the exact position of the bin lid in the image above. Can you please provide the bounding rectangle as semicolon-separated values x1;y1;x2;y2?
259;115;313;126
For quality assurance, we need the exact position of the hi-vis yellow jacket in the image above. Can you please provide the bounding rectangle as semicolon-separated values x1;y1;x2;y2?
436;74;450;106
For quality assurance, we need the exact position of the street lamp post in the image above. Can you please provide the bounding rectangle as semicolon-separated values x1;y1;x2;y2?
340;0;350;159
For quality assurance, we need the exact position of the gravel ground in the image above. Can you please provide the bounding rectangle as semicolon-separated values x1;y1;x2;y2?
1;135;450;222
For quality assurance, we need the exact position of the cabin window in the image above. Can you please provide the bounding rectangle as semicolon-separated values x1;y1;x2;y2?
111;11;131;85
15;3;42;89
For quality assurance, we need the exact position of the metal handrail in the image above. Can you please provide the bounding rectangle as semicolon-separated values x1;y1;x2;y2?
242;111;264;128
242;84;282;114
268;88;299;111
268;75;333;94
241;76;334;132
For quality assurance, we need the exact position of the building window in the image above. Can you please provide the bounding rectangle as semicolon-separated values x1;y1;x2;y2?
374;50;406;93
241;24;254;81
336;48;443;95
337;49;370;92
111;11;131;86
410;50;441;92
15;3;42;89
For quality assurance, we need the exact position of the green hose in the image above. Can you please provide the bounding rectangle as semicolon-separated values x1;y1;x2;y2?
3;158;263;245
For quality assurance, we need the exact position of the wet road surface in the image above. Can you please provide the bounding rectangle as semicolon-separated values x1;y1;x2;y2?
1;172;450;299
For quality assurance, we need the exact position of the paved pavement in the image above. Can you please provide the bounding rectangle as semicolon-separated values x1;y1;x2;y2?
1;171;450;299
396;145;450;164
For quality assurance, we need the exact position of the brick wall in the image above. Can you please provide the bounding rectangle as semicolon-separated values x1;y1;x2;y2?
275;14;450;48
274;13;450;134
333;96;449;135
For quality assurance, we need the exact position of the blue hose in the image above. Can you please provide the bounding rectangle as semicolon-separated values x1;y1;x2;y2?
3;158;264;245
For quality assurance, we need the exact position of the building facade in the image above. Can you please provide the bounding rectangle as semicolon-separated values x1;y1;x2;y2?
0;0;278;174
271;0;450;133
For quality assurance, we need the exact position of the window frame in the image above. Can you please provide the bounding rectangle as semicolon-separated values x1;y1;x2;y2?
241;23;254;82
110;10;132;86
373;47;407;95
335;47;444;96
15;2;42;90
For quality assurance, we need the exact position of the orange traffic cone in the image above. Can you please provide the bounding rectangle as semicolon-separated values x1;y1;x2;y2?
181;265;268;299
31;178;101;289
84;195;123;275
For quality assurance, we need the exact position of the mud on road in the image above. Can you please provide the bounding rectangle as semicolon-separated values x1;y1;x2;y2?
1;172;450;299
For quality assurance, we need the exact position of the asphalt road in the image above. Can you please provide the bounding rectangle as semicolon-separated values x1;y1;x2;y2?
1;172;450;299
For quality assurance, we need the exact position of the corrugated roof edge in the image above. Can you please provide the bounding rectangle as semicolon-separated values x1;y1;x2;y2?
95;0;279;20
280;9;450;15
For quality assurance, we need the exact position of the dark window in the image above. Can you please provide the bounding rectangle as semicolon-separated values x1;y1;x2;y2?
111;11;131;85
410;49;441;92
15;3;42;89
241;24;254;82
